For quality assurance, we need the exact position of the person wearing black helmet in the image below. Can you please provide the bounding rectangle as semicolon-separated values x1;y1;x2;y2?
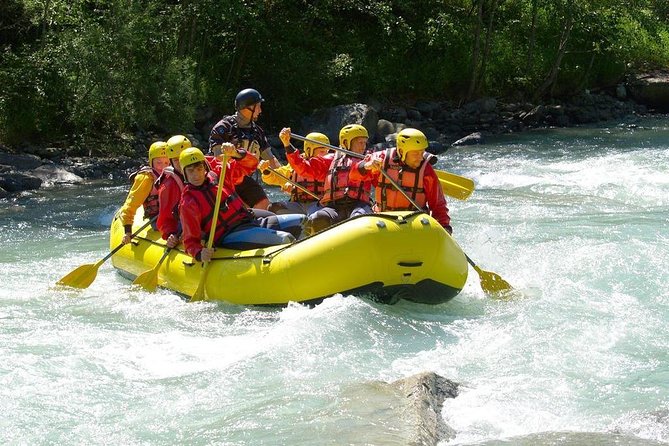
208;88;280;210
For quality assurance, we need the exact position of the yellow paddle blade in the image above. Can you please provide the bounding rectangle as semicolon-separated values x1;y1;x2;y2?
56;263;100;289
439;178;474;200
435;170;475;200
132;268;159;292
473;265;513;294
190;280;206;302
190;262;209;302
132;248;170;292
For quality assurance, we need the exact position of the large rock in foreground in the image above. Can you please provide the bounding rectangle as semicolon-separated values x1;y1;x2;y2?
335;372;459;445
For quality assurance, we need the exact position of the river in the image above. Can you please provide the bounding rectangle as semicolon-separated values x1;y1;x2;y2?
2;118;668;445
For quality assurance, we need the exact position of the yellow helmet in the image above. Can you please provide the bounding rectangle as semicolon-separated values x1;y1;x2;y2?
338;124;368;149
303;132;330;158
148;141;168;163
396;128;428;162
179;147;206;170
166;135;192;159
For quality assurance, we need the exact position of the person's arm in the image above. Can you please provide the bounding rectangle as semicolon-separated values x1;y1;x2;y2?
119;172;153;232
350;152;383;183
286;151;331;180
223;150;259;188
259;162;293;187
424;165;452;234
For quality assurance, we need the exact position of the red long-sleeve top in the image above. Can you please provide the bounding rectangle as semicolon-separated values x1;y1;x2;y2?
155;151;255;240
179;152;258;259
286;150;333;182
156;172;185;240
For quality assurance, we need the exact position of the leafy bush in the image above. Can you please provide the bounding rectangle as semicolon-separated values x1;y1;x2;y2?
2;0;669;150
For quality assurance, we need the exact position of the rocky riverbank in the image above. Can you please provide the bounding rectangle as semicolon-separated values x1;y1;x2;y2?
2;72;667;198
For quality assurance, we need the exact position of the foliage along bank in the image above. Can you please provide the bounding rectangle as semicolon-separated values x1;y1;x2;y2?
1;0;668;151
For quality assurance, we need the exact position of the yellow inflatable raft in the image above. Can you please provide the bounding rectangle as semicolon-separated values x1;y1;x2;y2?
111;210;468;305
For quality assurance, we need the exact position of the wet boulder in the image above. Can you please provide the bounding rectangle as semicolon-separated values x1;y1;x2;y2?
300;103;379;145
0;171;43;192
452;132;485;146
627;71;669;112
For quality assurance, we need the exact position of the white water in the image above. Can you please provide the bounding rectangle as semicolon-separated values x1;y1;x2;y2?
2;118;669;445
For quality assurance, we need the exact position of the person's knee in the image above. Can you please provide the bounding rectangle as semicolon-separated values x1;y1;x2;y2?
305;214;331;235
268;202;288;214
278;231;296;244
253;197;271;210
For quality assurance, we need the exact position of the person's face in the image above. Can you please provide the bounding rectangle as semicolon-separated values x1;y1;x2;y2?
151;156;170;173
252;102;262;120
240;102;262;121
404;150;425;169
171;158;182;173
349;136;368;154
311;146;329;158
184;162;207;186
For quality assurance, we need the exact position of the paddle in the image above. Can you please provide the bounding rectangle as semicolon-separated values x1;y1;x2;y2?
190;153;228;302
132;247;171;292
57;217;156;289
464;254;513;293
436;171;475;200
290;134;474;200
260;165;320;200
291;133;512;295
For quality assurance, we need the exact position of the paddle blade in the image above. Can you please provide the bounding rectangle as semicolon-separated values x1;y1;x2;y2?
436;170;475;200
190;262;209;302
132;269;159;292
190;279;206;302
473;265;513;294
56;263;100;289
439;178;474;200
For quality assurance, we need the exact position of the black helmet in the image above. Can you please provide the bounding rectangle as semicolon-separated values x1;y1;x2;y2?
235;88;264;110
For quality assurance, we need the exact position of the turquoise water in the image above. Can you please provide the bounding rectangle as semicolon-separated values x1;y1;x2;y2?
2;118;669;445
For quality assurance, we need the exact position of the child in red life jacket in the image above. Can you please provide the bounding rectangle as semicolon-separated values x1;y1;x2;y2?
155;135;192;248
119;141;170;244
178;148;305;262
351;128;452;234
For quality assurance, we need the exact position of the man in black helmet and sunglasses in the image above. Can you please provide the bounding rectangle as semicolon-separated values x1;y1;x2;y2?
208;88;281;210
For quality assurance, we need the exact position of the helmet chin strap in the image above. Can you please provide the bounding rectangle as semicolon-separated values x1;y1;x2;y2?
235;106;257;126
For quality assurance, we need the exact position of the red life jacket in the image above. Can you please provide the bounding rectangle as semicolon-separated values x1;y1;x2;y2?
155;166;186;218
184;177;252;244
156;167;186;192
290;169;324;203
129;166;161;218
376;148;428;211
322;152;370;205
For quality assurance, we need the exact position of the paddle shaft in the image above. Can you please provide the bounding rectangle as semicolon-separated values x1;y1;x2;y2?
154;247;171;268
261;166;320;200
464;254;478;270
104;217;156;265
191;154;228;301
206;158;227;249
